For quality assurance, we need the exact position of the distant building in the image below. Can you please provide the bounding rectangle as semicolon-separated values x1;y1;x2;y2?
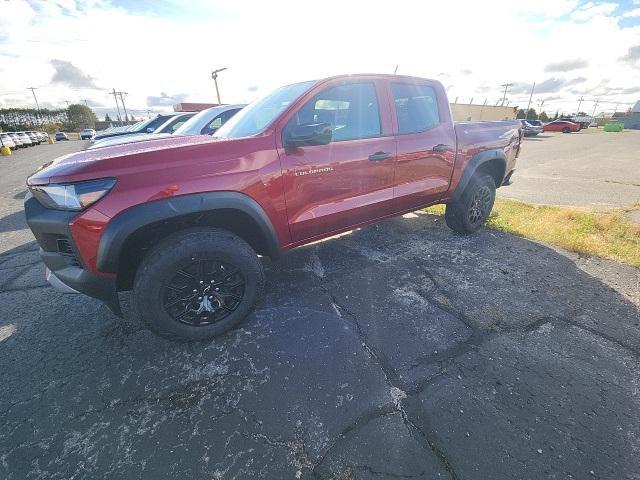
174;103;219;112
623;101;640;129
449;103;516;121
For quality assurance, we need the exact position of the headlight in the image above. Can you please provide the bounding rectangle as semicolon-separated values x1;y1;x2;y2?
29;178;116;211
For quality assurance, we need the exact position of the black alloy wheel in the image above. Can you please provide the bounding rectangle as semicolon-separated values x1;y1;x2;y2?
162;258;245;326
467;184;493;228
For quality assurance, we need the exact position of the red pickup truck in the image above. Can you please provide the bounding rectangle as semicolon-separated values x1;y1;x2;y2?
25;74;522;339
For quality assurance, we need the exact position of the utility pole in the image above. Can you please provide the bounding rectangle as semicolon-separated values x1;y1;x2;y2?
536;99;545;120
591;99;599;119
83;99;89;107
110;88;123;125
116;91;129;122
211;67;227;104
526;81;536;118
28;87;42;125
146;109;152;119
64;100;71;107
577;96;584;114
27;87;41;111
500;82;513;106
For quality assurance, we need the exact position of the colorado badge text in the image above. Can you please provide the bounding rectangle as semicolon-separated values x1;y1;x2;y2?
294;167;333;177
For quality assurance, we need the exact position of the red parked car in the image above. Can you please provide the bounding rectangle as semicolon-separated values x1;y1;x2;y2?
25;74;523;340
543;120;580;133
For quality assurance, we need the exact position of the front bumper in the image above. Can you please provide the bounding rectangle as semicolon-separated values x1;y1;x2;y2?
24;193;122;316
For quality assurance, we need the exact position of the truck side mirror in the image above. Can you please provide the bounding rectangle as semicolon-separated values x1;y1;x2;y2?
285;122;332;148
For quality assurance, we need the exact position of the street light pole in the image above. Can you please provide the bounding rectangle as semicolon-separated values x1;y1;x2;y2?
211;67;227;104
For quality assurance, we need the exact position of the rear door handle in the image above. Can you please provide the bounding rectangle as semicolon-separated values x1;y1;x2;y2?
432;144;452;153
368;151;392;161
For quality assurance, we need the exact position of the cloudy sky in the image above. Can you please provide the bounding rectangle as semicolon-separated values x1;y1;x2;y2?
1;0;639;120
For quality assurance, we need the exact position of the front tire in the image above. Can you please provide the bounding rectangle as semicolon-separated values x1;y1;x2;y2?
132;227;265;340
562;127;570;133
445;174;496;234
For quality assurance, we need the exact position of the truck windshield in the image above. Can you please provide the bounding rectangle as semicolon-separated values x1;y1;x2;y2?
214;81;315;139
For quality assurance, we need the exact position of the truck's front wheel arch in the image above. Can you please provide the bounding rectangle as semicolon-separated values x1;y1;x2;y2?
95;192;280;291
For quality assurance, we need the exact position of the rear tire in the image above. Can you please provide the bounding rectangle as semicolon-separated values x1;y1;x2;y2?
445;174;496;234
132;227;265;340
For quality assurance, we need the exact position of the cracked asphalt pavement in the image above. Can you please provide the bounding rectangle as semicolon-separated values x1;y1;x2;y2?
1;142;639;479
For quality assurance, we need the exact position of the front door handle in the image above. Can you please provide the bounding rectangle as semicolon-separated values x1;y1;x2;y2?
432;144;452;153
368;151;392;161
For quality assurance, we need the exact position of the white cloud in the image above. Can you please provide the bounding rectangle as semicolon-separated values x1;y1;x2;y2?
1;0;639;117
622;8;640;17
570;2;618;21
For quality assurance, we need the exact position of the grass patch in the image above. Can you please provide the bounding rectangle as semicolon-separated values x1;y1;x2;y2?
426;199;640;267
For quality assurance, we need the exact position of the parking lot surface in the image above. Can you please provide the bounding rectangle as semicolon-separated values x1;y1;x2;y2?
499;129;640;210
1;142;639;479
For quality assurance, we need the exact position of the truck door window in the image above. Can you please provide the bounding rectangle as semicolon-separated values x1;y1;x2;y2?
287;82;381;142
392;83;440;134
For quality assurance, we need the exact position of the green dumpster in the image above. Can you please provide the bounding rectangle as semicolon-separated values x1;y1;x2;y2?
604;122;624;132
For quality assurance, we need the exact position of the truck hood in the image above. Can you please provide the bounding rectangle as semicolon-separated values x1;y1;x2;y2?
27;134;223;185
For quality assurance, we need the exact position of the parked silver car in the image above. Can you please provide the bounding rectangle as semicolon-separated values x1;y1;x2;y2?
26;131;41;145
87;105;245;150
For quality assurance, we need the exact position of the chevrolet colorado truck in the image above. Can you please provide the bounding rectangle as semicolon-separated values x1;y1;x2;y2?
25;74;522;340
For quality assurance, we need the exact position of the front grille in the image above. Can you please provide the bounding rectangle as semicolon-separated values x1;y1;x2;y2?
56;238;81;267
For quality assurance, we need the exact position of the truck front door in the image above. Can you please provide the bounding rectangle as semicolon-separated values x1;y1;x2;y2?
277;79;396;243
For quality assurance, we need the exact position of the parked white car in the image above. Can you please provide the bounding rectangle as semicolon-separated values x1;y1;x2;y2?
7;133;24;148
80;128;96;140
0;133;16;150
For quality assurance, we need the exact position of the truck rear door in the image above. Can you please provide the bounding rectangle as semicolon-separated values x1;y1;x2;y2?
389;80;456;210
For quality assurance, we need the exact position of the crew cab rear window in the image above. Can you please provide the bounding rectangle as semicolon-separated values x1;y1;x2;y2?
290;82;381;142
392;83;440;134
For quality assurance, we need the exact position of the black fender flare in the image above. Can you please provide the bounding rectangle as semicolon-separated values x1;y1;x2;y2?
452;149;507;201
96;191;281;273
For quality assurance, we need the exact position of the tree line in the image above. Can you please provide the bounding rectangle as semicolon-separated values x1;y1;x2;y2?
0;104;99;133
515;108;551;122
